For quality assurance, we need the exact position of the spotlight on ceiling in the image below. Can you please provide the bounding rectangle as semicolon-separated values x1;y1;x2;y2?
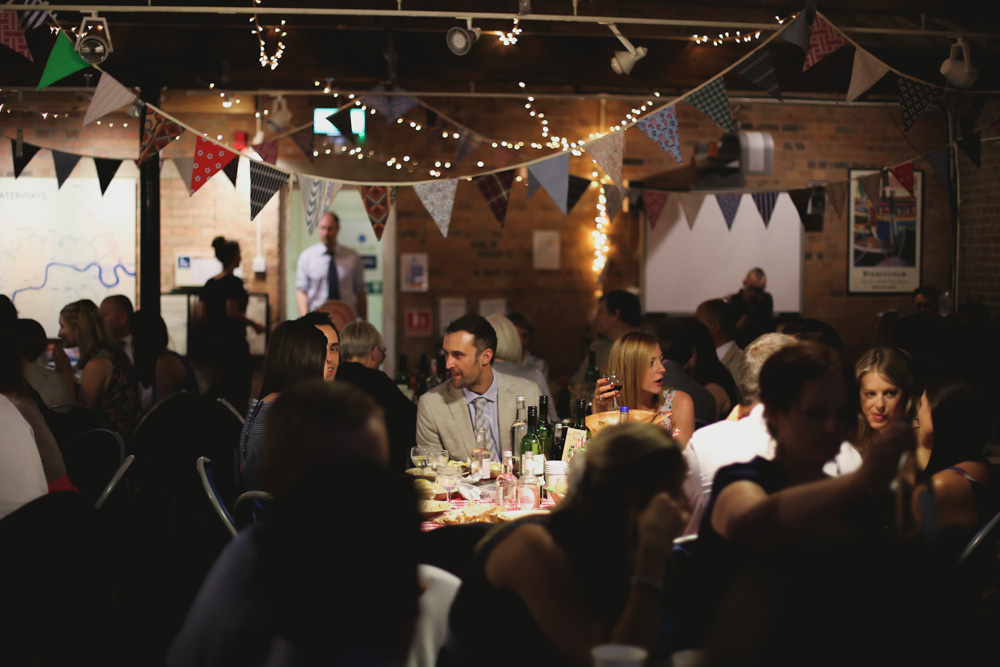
447;19;481;56
940;38;978;89
126;99;144;118
608;23;647;75
75;13;113;65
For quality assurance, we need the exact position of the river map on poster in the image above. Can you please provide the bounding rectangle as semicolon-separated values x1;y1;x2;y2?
0;178;137;338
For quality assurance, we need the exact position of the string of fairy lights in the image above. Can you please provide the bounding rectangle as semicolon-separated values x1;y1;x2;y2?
250;1;287;69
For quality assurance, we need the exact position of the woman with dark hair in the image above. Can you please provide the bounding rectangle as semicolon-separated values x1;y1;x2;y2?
198;236;266;412
686;320;741;421
441;423;688;666
55;299;140;439
853;346;918;458
131;310;198;409
239;319;327;491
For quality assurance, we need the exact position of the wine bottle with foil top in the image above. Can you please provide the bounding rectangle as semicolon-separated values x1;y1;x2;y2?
537;395;553;462
519;405;540;475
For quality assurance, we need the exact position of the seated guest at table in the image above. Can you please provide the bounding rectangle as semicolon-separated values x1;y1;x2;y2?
99;294;135;362
297;311;340;381
441;423;688;666
487;313;558;420
569;289;641;385
507;310;549;381
239;320;327;491
781;317;844;350
593;331;695;444
131;310;199;410
416;315;538;462
15;318;76;409
686;319;741;421
696;299;744;381
852;346;918;459
337;320;416;473
650;318;717;426
54;299;140;440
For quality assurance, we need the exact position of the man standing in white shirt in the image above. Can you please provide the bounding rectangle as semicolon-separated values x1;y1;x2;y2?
295;212;367;319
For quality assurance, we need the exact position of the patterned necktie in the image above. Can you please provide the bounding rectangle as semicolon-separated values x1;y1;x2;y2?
327;251;340;301
473;396;496;458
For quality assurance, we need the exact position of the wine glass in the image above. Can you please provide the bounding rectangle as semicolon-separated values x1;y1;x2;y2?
410;445;430;469
436;465;462;504
429;448;449;471
602;370;621;410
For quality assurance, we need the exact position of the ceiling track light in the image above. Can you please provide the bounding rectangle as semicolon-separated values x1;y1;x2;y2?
607;23;646;75
447;18;481;56
75;12;113;65
941;38;978;89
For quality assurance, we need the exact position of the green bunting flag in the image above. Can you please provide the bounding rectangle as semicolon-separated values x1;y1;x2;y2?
37;31;88;90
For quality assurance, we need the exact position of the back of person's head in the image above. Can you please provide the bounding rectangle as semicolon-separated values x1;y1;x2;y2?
60;299;119;362
874;310;901;348
313;300;356;331
699;299;737;338
602;290;641;327
781;318;844;350
608;330;662;412
297;310;339;338
101;294;133;320
737;333;797;405
923;368;990;476
486;314;523;363
337;320;380;361
0;331;26;393
14;318;47;362
211;236;240;266
651;318;694;366
759;342;857;417
258;319;327;398
0;295;17;335
445;314;497;363
130;310;170;385
256;461;419;662
506;311;533;340
261;379;388;494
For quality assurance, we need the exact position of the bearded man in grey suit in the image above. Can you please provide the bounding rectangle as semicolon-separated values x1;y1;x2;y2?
416;315;540;462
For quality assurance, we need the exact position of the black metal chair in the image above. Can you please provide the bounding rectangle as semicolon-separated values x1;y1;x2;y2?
62;428;125;507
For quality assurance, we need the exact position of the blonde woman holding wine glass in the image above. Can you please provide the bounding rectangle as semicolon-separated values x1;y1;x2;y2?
594;331;695;445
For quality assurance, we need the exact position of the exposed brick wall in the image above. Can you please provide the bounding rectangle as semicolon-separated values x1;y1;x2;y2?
957;99;1000;313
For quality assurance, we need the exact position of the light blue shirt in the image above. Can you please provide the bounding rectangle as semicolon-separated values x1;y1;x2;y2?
462;371;500;460
295;242;365;314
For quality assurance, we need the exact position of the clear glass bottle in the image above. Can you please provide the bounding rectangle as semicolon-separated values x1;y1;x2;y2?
516;451;541;510
509;395;527;471
495;450;518;510
471;426;491;483
619;405;629;424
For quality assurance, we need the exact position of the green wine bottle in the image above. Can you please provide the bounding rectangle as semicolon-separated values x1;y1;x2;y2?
537;395;553;461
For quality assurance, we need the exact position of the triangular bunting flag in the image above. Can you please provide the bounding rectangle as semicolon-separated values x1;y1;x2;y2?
173;157;194;187
326;110;355;146
249;160;289;221
1;10;33;61
252;139;279;165
777;13;809;54
958;130;981;168
716;194;742;229
290;126;314;162
474;170;516;227
637;106;683;162
897;77;936;132
589;131;625;185
847;49;890;103
10;138;41;178
927;147;949;185
21;0;54;32
360;185;392;240
734;49;782;101
642;191;669;229
222;157;240;187
190;137;238;195
688;78;733;134
802;15;846;71
384;94;419;125
455;132;481;164
825;182;848;218
679;193;707;229
858;172;884;210
788;188;812;225
751;192;780;227
300;176;341;235
93;157;123;195
526;170;542;200
414;179;459;238
605;185;625;222
956;95;987;137
137;110;183;166
889;163;914;196
496;147;517;169
527;153;570;213
51;150;81;188
83;73;137;126
37;31;88;91
567;175;590;213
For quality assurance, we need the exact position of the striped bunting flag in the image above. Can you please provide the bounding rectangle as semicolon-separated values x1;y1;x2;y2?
846;49;889;103
734;49;782;101
751;192;780;227
21;0;54;32
83;73;137;125
688;78;733;134
300;176;341;235
249;160;288;221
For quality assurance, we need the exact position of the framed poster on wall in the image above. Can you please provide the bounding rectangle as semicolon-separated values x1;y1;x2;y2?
848;168;923;294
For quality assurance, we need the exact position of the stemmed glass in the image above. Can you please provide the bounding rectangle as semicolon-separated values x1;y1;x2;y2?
428;448;449;472
410;445;431;469
602;370;621;410
436;465;462;504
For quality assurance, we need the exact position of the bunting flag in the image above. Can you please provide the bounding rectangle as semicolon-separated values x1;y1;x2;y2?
777;13;809;54
897;77;935;132
734;49;782;101
958;131;981;168
567;175;590;213
496;147;517;169
802;15;847;71
137;110;183;166
325;110;355;146
37;31;88;90
361;86;419;124
93;157;123;195
252;139;279;165
751;192;780;227
526;170;542;200
1;10;33;61
474;170;516;227
361;185;392;240
642;191;669;229
290;126;314;162
890;163;914;196
455;132;481;164
249;160;289;221
300;176;341;235
717;194;742;229
956;95;987;137
589;131;625;185
222;156;240;187
679;193;707;229
605;185;624;222
172;157;193;187
825;182;848;217
21;0;54;32
688;78;733;134
414;179;459;238
846;49;889;103
926;147;949;186
527;153;570;213
190;137;238;195
636;105;682;162
83;73;137;126
858;172;884;210
9;138;41;178
788;188;812;226
51;150;81;188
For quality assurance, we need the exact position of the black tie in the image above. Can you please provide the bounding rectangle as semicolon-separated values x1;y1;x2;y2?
327;251;340;301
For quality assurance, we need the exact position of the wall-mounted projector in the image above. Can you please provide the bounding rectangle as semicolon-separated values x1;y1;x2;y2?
694;131;774;189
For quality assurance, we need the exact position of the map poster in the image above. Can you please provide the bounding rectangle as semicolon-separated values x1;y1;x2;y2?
0;177;137;338
848;169;923;295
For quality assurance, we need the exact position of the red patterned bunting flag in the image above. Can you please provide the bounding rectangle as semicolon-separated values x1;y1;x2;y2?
889;163;914;196
137;110;183;166
802;15;846;71
361;185;391;240
1;10;33;61
190;136;238;195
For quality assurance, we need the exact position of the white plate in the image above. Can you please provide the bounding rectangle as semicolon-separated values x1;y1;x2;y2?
497;509;550;522
418;500;452;517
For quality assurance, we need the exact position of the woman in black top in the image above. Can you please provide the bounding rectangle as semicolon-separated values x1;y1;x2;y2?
198;236;265;412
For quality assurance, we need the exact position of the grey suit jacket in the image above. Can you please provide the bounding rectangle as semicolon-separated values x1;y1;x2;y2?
415;369;541;461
